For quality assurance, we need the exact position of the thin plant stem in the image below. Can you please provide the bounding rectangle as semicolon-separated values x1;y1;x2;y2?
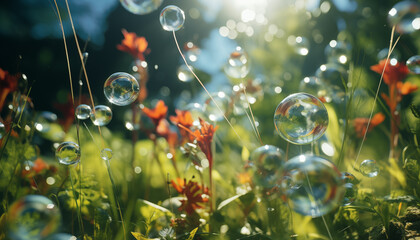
69;167;85;236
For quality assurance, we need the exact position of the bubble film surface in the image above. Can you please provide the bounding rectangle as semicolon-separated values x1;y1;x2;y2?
160;5;185;31
7;195;61;240
274;93;328;144
90;105;113;126
280;155;345;217
56;141;81;165
104;72;139;106
248;145;285;188
387;1;420;34
224;47;250;79
120;0;163;15
75;104;92;120
360;159;379;177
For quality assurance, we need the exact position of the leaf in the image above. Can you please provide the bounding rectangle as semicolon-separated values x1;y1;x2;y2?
186;227;198;240
131;232;159;240
137;199;172;213
217;192;247;211
410;104;420;118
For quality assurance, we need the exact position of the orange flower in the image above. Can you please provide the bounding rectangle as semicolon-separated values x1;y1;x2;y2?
171;178;209;215
370;59;409;85
0;68;19;112
190;118;218;167
142;100;168;126
353;113;385;138
170;110;193;142
156;119;178;147
117;29;149;61
397;81;418;95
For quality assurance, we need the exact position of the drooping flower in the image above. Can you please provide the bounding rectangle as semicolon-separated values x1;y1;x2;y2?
170;110;193;142
171;178;209;215
190;118;218;166
0;68;19;112
353;113;385;138
142;100;168;126
117;29;150;61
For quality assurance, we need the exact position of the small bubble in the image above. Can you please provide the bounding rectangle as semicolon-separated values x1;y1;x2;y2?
100;148;113;161
360;159;379;177
56;141;81;165
75;104;92;120
160;5;185;31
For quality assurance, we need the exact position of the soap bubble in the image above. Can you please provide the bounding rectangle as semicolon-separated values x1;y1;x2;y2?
299;76;329;101
75;104;92;120
324;40;351;64
177;65;194;82
280;155;345;217
359;159;379;177
224;47;250;79
315;63;347;102
248;145;285;188
232;81;263;115
56;141;81;165
100;148;113;161
406;55;420;74
90;105;113;126
0;122;4;139
120;0;163;15
341;172;358;205
104;72;139;106
34;111;58;133
160;5;185;31
45;233;77;240
274;93;328;145
387;1;420;34
204;92;231;122
7;195;61;240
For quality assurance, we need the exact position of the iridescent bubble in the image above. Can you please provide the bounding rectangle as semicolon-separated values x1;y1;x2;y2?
45;233;77;240
104;72;139;106
224;47;250;79
160;5;185;31
0;121;4;139
75;104;92;120
7;195;61;240
177;65;194;82
120;0;163;15
56;141;81;165
90;105;113;126
204;91;231;122
100;148;113;161
387;1;420;34
280;155;345;217
406;55;420;74
324;40;351;64
298;76;329;101
184;42;201;62
34;111;58;133
274;93;329;145
341;172;359;206
359;159;379;177
248;145;285;188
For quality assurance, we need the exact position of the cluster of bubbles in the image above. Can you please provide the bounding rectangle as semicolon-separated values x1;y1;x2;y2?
387;1;420;34
120;0;163;15
7;195;61;239
274;93;329;145
280;155;345;217
248;145;285;188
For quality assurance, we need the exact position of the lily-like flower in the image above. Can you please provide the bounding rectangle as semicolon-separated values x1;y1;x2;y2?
171;178;209;215
117;29;150;61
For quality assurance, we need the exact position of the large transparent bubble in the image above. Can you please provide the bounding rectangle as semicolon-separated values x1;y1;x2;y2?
120;0;163;15
248;145;285;188
104;72;139;106
274;93;328;144
7;195;61;240
280;155;345;217
387;1;420;34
